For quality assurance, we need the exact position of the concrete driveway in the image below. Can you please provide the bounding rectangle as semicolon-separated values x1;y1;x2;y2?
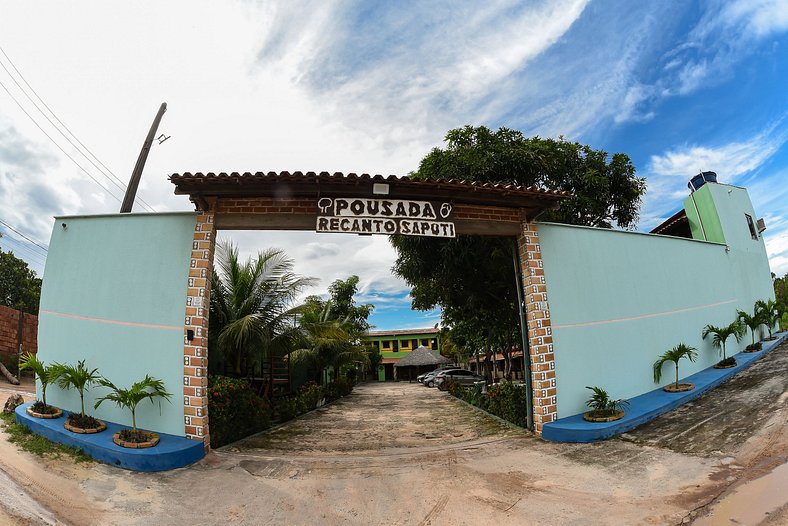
231;381;524;455
0;343;785;525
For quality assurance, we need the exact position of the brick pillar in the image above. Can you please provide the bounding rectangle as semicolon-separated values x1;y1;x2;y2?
517;220;556;434
183;209;216;447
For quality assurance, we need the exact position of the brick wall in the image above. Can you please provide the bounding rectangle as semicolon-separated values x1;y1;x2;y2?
0;305;38;361
453;204;521;223
216;197;521;224
517;221;556;435
217;197;316;215
182;211;216;447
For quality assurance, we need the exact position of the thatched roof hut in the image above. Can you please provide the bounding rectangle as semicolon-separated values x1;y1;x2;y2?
394;346;452;381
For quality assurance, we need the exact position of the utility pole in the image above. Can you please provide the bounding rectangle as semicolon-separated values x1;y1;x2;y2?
120;102;167;213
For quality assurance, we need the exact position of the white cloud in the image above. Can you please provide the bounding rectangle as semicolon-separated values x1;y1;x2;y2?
648;130;786;179
639;123;788;228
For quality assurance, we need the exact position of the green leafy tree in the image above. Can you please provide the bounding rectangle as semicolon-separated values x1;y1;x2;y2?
702;321;745;362
653;344;698;389
55;360;101;419
755;299;781;339
0;248;42;314
412;126;646;229
210;240;315;376
94;375;172;434
737;306;764;345
392;126;646;373
773;273;788;330
19;352;61;410
289;302;369;384
303;275;374;337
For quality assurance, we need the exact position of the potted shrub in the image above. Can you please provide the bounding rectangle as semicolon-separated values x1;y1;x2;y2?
55;360;105;433
755;299;781;341
94;375;172;448
653;343;698;392
583;386;629;422
19;353;63;418
702;320;745;368
738;305;764;352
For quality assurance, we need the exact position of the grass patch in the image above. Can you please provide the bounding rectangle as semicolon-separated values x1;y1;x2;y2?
0;412;92;463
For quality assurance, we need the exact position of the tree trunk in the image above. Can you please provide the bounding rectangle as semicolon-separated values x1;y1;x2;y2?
0;362;19;385
675;362;679;389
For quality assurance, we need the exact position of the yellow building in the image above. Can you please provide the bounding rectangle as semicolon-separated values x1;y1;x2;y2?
363;328;441;380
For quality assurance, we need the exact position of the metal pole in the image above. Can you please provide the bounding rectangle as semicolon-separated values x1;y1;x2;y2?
512;240;534;431
120;102;167;213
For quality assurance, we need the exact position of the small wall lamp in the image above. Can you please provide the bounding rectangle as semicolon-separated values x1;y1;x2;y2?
372;183;390;195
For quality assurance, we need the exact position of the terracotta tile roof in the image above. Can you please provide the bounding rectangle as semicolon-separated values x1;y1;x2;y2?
170;171;570;209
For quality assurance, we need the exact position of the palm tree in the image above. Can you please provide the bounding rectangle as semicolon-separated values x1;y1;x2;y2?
289;302;369;384
19;353;61;410
737;307;763;346
94;375;171;436
702;320;745;363
653;343;698;389
211;240;315;376
755;299;781;339
55;360;101;419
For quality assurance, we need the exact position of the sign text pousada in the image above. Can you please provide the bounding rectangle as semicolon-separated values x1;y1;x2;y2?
315;197;455;238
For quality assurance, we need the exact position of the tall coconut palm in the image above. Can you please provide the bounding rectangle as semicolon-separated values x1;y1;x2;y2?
19;353;61;410
737;306;763;345
755;299;781;339
94;375;171;435
211;240;315;377
702;320;745;363
653;343;698;389
289;301;370;384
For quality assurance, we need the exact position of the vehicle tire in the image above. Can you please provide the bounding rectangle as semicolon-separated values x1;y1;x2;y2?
427;380;434;388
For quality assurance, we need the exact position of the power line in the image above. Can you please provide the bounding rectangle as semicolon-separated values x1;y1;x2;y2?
0;237;47;266
0;218;48;253
0;76;124;204
0;45;157;212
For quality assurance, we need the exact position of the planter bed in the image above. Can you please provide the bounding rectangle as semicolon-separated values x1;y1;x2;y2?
14;403;204;471
542;331;787;443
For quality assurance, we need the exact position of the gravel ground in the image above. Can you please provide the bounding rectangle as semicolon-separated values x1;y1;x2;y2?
0;342;784;525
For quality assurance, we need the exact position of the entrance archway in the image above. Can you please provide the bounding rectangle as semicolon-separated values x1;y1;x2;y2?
170;171;569;445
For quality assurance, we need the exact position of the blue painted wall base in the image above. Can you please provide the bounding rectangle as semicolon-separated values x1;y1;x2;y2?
542;332;787;443
15;404;205;471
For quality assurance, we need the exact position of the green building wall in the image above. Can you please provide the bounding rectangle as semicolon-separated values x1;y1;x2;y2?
38;212;197;437
538;184;774;419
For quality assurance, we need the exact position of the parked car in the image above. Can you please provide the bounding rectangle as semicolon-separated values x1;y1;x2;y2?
421;367;459;388
434;369;485;390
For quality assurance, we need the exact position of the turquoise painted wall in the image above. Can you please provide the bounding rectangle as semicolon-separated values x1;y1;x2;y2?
38;212;197;436
539;184;774;418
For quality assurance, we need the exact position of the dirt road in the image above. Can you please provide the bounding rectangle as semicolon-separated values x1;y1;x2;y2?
0;342;785;525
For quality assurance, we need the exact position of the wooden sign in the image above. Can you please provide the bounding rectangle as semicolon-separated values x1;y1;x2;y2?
315;197;455;238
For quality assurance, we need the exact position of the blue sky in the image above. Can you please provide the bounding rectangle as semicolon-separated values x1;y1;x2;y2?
0;1;786;331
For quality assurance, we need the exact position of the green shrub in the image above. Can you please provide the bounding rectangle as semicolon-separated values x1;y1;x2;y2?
485;382;528;427
208;375;270;448
274;377;354;423
444;379;527;427
297;381;324;410
344;367;358;384
325;377;353;401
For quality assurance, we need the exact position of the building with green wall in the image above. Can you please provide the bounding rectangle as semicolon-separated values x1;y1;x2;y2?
363;328;441;380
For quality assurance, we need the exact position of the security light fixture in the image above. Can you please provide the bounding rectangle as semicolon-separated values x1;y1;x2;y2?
372;183;390;195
